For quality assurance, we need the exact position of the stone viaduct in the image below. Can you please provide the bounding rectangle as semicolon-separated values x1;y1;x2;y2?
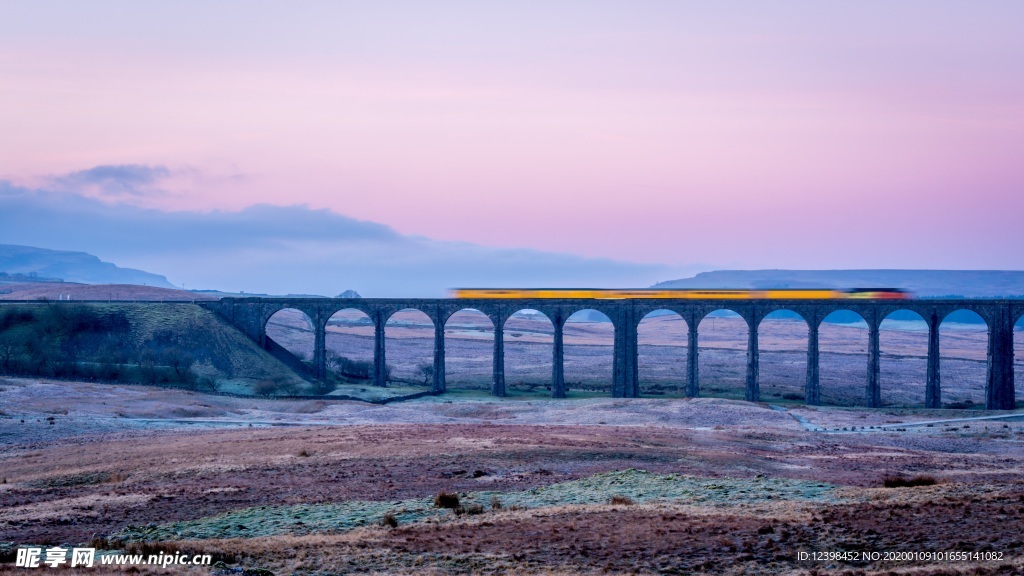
198;297;1021;410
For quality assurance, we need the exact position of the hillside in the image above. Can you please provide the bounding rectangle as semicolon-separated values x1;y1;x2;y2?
0;244;174;287
0;282;216;301
654;269;1024;298
0;302;309;395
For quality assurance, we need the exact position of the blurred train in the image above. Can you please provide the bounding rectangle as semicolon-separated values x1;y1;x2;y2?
451;288;912;300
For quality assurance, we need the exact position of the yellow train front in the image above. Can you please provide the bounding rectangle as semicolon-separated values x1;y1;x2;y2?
451;288;912;300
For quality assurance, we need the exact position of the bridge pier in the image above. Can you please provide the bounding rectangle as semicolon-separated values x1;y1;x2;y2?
866;319;881;408
433;319;446;394
745;312;760;402
552;312;566;398
987;306;1016;410
626;307;639;397
805;318;820;405
612;307;639;398
612;313;624;397
926;312;941;408
492;319;506;397
686;314;699;397
373;310;388;387
314;317;327;383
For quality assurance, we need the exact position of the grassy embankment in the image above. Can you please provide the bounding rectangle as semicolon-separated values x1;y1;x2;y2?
0;303;309;395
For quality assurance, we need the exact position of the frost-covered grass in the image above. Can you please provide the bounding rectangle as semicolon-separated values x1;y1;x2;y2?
114;469;838;542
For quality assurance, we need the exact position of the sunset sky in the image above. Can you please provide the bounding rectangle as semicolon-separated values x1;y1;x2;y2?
1;2;1022;294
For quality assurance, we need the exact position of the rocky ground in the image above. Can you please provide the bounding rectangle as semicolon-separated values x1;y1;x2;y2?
2;377;1024;574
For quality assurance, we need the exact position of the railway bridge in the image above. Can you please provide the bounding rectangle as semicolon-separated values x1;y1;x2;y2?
200;297;1021;410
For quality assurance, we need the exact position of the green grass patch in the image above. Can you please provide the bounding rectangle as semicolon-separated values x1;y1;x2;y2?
328;382;428;401
113;469;839;542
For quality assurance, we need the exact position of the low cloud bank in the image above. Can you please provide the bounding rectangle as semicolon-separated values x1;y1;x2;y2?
0;170;688;296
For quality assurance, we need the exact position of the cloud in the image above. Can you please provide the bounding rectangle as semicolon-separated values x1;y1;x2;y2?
37;163;248;208
47;164;175;202
56;164;172;190
0;171;692;296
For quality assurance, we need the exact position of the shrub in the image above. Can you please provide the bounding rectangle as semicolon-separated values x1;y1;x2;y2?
782;393;804;401
883;475;937;488
434;491;460;509
418;363;434;385
253;379;278;395
490;496;503;510
329;355;373;380
380;512;398;528
609;495;635;506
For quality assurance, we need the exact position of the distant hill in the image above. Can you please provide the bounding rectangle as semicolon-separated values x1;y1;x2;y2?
0;244;174;287
0;282;215;301
653;270;1024;298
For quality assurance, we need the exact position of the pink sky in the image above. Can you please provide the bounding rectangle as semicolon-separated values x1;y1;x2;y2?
2;1;1023;269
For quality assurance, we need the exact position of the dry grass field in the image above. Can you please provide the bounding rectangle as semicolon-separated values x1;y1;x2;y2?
2;377;1024;575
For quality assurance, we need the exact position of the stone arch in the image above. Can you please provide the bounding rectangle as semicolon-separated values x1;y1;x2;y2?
637;309;688;397
264;308;315;364
757;309;809;403
939;309;988;409
324;301;375;324
443;308;494;393
818;309;869;406
503;309;554;396
879;308;928;407
325;308;374;385
696;308;748;399
384;308;435;388
564;308;615;395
